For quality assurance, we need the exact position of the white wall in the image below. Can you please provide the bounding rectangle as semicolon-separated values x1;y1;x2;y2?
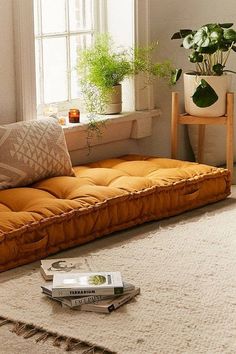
140;0;236;160
70;139;139;165
0;0;16;124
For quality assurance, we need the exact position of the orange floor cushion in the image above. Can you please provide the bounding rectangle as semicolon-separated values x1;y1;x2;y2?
0;155;230;272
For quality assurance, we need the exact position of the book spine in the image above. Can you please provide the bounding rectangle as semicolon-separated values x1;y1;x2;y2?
80;288;140;314
70;295;111;307
52;286;123;298
111;289;140;311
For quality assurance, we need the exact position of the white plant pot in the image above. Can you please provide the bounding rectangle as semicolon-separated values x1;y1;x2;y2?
184;73;231;117
104;84;122;115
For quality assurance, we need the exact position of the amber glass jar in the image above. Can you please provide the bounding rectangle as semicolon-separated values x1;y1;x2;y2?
68;109;80;123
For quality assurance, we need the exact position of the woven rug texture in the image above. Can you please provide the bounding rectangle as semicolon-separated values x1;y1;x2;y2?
0;193;236;354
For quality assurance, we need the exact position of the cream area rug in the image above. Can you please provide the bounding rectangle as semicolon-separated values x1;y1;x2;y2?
1;190;236;354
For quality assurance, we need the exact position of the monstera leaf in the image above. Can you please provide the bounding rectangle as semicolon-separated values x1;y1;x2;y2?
224;28;236;41
183;34;195;49
188;51;203;63
212;63;225;75
219;23;233;28
192;79;218;107
171;68;182;84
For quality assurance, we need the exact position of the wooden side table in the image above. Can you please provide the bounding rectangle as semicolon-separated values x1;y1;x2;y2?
171;92;234;182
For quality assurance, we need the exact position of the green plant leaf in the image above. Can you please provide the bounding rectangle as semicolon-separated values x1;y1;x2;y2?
210;29;223;44
171;68;182;84
192;79;218;107
193;27;211;47
219;42;231;51
183;34;195;49
171;29;192;39
189;52;203;63
199;45;218;54
180;29;193;37
213;63;224;75
171;32;182;39
224;28;236;41
220;23;234;28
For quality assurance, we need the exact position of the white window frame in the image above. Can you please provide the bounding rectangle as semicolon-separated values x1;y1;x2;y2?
34;0;106;115
13;0;151;121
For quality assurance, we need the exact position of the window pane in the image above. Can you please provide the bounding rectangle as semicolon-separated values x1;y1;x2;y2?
43;37;68;103
70;34;92;99
41;0;66;33
69;0;93;31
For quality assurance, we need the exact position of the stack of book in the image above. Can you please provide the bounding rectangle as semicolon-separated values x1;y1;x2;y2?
40;258;140;314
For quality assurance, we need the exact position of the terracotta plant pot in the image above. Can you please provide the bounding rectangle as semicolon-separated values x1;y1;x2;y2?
103;84;122;114
184;73;231;117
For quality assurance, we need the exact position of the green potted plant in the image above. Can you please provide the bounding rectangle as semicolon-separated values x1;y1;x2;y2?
77;34;181;115
172;23;236;116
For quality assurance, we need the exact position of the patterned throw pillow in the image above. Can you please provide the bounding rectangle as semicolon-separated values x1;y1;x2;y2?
0;118;75;190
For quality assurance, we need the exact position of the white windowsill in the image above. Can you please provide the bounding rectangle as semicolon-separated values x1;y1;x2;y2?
63;109;161;152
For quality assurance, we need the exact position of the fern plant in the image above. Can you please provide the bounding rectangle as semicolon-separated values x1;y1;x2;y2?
77;34;181;114
78;34;132;114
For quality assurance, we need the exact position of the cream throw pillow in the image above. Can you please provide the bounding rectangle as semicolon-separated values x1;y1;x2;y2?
0;118;75;190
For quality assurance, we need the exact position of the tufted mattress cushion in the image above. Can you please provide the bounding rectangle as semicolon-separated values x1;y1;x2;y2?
0;155;230;272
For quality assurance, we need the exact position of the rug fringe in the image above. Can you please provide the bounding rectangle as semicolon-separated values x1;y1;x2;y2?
11;322;28;335
82;345;96;354
36;331;50;343
0;316;115;353
53;335;62;347
0;319;10;327
23;327;38;339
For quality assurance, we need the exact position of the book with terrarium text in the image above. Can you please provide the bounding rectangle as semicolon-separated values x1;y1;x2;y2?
52;272;123;297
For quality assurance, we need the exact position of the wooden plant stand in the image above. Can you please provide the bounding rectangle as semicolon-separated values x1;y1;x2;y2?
171;92;234;182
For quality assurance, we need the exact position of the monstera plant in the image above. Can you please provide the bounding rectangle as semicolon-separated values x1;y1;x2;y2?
172;23;236;116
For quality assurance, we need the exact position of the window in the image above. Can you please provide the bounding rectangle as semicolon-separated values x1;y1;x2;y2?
13;0;150;121
33;0;102;114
